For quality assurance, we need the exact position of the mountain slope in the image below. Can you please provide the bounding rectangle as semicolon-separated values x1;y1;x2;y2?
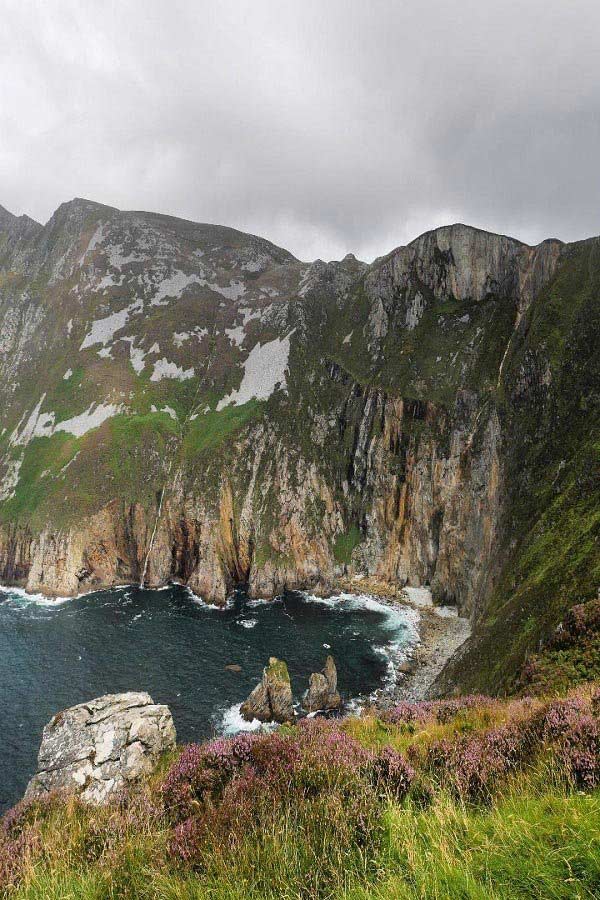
0;200;597;692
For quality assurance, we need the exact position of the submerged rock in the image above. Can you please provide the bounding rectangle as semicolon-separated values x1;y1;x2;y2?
303;655;342;712
25;692;176;805
240;656;295;724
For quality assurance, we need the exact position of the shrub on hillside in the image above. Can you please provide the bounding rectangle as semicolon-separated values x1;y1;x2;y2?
161;719;417;867
519;599;600;694
552;600;600;648
415;691;600;800
369;746;415;798
542;697;600;789
382;695;492;728
416;722;534;802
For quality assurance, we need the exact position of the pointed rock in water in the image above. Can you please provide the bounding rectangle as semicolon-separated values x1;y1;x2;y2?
25;692;176;805
240;656;295;724
303;655;342;712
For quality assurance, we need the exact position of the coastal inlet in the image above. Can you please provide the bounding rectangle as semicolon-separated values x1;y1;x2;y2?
0;584;418;811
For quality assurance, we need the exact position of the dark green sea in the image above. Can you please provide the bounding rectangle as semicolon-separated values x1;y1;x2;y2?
0;584;418;810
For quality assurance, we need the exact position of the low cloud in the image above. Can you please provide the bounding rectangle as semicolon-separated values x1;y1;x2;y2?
1;0;599;260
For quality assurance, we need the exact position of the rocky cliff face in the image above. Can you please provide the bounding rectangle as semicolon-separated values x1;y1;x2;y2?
0;202;597;691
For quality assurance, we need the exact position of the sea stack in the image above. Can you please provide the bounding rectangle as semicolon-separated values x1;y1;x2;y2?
240;657;295;724
303;655;342;713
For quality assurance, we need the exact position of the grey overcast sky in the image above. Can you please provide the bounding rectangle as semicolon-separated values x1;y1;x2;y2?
1;0;600;261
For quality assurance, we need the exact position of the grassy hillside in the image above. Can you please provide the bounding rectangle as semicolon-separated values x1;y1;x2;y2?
2;685;599;899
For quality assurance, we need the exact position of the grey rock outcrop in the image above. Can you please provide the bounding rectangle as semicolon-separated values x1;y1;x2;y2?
240;657;295;724
25;692;176;805
303;655;342;712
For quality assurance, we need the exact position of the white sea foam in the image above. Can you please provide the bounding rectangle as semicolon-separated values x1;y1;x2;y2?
298;593;339;608
185;587;233;611
246;596;282;608
238;618;258;629
0;585;71;606
300;591;420;695
220;703;263;735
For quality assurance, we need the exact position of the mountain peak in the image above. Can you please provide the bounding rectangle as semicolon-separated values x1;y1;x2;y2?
46;197;118;226
0;204;17;229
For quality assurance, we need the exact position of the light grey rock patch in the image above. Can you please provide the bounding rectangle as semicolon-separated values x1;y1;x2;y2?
25;692;176;805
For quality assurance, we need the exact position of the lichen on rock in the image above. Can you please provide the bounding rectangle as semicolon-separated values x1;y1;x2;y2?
240;656;295;724
25;692;176;804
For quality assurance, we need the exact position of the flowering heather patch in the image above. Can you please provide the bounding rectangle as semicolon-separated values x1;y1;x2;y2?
160;719;415;866
369;747;415;799
552;600;600;647
557;713;600;789
0;796;57;892
381;700;437;725
419;717;538;801
1;801;32;838
162;720;375;819
434;695;493;724
296;716;374;771
382;695;493;727
0;827;40;892
170;815;205;864
412;690;600;800
244;730;303;778
542;696;590;740
201;732;260;771
161;744;219;818
541;697;600;789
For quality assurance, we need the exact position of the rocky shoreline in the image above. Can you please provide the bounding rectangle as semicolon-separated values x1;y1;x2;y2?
391;602;472;701
336;577;472;703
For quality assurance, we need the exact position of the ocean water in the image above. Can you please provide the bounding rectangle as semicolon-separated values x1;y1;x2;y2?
0;584;418;811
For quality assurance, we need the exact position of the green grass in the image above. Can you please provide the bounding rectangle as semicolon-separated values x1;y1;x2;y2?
108;410;180;454
0;433;79;523
356;791;600;900
7;776;599;900
47;366;85;419
182;400;263;457
333;525;362;565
